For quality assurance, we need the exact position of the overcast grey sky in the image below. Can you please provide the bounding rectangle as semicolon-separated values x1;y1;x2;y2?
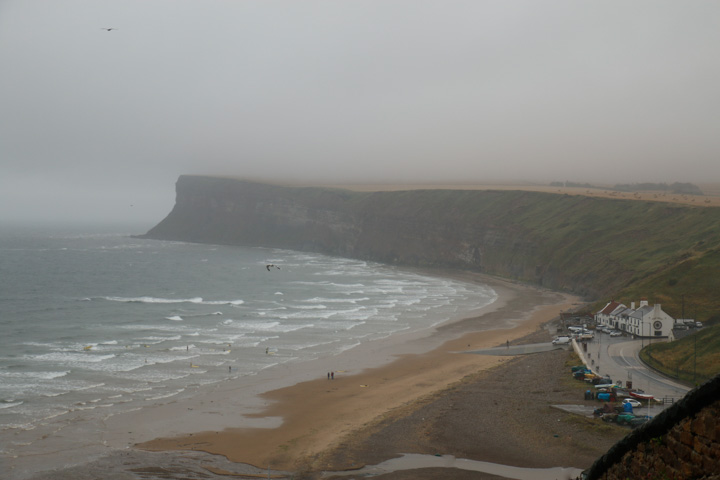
1;1;719;226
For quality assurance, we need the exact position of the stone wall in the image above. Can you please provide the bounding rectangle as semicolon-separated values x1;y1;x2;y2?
586;375;720;480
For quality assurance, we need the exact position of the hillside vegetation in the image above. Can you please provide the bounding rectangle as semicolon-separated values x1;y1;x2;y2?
144;176;720;380
145;176;720;325
641;324;720;385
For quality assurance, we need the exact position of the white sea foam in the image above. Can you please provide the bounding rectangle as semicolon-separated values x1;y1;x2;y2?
0;371;69;380
30;352;116;364
135;335;183;343
1;231;497;471
145;389;186;402
104;296;244;306
103;296;205;304
304;296;370;304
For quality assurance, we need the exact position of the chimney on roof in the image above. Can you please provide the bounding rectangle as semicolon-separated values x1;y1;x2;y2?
631;302;636;310
640;298;649;307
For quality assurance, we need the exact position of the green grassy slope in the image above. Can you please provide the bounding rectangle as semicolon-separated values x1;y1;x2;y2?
148;178;720;322
346;190;720;321
640;324;720;385
145;178;720;376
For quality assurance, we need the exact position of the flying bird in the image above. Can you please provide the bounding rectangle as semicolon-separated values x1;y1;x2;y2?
266;264;280;271
101;27;118;31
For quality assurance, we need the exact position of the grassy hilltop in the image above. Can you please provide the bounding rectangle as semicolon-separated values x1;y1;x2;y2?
145;176;720;379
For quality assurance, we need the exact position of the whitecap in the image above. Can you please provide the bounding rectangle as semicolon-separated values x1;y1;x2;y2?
166;316;183;321
145;389;186;402
0;371;69;380
103;296;204;304
304;297;370;304
30;352;116;364
135;335;182;344
229;320;281;332
203;299;245;306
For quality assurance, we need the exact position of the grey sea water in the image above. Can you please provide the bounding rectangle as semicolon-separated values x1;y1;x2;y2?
0;225;496;473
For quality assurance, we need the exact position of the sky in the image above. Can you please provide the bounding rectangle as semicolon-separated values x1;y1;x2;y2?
1;1;719;226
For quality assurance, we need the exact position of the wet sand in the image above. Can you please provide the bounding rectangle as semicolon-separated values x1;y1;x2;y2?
19;272;599;480
137;273;580;473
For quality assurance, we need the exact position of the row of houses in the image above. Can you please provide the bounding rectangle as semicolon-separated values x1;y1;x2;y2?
595;299;675;338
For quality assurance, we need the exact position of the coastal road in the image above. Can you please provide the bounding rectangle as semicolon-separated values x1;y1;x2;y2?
584;335;690;406
461;342;566;356
464;336;692;408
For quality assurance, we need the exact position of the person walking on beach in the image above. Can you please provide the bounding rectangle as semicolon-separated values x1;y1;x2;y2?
327;372;330;380
331;371;334;379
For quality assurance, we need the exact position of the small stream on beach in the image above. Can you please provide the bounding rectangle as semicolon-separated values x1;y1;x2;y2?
323;453;583;480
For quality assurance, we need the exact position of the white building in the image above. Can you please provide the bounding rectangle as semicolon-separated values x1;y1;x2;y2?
595;299;674;338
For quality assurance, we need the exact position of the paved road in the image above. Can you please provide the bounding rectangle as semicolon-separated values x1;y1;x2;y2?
579;335;690;407
461;342;567;356
464;335;692;410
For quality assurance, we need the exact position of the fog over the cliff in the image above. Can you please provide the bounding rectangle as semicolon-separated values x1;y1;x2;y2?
1;1;719;225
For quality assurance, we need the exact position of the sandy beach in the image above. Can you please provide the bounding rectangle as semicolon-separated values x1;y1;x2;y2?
135;273;580;473
21;272;618;480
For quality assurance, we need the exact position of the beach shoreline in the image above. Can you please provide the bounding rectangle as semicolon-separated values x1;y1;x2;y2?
15;271;582;480
136;272;580;473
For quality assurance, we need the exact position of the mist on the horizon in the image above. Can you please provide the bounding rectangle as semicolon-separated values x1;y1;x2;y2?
1;1;719;225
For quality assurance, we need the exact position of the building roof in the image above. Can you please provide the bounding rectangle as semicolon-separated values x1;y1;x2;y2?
597;301;624;315
629;305;654;320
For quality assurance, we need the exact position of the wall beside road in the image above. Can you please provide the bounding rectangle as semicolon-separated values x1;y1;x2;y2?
586;374;720;480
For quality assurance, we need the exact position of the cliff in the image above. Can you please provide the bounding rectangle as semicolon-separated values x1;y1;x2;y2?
142;175;720;321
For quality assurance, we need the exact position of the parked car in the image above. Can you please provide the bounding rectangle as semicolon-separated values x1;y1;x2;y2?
552;336;571;345
622;398;642;408
610;330;622;337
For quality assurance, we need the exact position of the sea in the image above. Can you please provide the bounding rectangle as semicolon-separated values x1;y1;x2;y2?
0;224;496;475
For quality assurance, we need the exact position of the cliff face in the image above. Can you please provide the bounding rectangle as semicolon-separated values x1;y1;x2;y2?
143;176;720;316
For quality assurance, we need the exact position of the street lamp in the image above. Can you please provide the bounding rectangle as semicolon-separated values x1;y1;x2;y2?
641;310;645;348
694;334;697;385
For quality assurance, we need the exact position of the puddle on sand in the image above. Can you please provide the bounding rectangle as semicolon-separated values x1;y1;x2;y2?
323;453;583;479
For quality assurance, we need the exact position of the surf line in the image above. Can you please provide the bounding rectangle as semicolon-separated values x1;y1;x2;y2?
322;453;583;480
